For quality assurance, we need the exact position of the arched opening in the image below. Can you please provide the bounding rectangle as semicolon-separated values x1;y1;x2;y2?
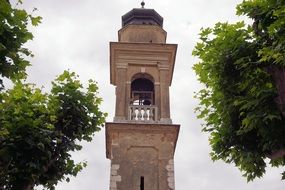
131;76;154;105
129;73;157;121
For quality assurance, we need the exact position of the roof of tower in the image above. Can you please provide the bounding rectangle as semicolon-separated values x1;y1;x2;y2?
121;8;164;27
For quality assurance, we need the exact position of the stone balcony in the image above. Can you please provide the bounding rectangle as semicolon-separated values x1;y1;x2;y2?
129;105;158;122
113;105;172;124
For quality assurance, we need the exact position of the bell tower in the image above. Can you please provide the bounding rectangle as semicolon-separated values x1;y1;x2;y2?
106;3;180;190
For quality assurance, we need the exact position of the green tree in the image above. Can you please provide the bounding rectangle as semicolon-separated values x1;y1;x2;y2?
193;0;285;181
0;1;107;189
0;71;106;190
0;0;41;90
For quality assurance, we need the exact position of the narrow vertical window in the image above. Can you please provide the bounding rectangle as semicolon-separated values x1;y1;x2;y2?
140;176;144;190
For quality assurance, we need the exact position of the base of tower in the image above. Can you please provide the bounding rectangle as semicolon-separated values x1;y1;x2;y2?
105;122;180;190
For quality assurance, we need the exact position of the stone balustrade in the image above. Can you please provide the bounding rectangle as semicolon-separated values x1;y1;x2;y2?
129;105;158;122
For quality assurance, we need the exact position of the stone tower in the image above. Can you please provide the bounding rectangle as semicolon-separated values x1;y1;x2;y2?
106;4;180;190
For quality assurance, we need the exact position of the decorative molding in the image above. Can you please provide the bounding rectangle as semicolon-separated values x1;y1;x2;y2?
105;122;180;159
110;42;177;85
116;64;127;69
157;62;170;70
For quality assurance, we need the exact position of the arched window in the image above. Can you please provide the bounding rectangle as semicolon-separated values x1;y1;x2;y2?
131;74;154;105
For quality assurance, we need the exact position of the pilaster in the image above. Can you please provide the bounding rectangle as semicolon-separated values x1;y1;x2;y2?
158;63;172;123
114;65;127;121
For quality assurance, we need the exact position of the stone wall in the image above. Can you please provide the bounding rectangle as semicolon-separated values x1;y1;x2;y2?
106;123;179;190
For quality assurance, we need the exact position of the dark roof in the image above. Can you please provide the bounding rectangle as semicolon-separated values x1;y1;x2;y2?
122;8;163;27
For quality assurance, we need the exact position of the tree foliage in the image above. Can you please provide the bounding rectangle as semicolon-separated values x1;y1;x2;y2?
0;1;107;189
0;0;41;90
193;0;285;181
0;71;106;189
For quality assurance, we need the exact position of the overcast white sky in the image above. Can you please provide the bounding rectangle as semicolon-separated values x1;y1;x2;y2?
14;0;285;189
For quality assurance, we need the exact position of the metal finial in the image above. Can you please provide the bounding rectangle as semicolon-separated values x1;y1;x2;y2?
141;1;145;8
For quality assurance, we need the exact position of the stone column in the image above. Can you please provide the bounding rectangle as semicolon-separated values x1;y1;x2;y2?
125;81;131;120
154;82;161;121
114;65;127;121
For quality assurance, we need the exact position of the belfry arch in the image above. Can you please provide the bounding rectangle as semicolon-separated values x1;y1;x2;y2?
130;73;155;106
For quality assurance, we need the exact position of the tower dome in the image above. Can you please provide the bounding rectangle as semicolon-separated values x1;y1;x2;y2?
122;8;164;27
119;5;166;43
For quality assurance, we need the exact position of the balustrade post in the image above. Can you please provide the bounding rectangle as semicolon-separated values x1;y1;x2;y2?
143;107;148;120
137;107;142;120
149;107;153;121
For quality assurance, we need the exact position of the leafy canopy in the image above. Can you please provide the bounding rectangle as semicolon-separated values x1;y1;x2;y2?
193;0;285;181
0;0;42;90
0;1;107;189
0;71;107;189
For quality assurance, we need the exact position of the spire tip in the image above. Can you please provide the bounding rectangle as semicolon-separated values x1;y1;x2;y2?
141;1;145;8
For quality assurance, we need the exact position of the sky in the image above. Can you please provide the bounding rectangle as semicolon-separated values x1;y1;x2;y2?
13;0;285;189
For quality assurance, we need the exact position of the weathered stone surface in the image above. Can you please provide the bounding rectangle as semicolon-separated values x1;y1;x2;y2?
106;123;179;190
119;25;166;43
